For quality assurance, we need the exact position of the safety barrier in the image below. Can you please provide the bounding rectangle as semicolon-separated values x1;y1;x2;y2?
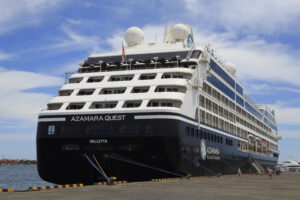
29;184;84;191
1;174;215;193
152;177;183;181
0;188;14;192
97;180;127;185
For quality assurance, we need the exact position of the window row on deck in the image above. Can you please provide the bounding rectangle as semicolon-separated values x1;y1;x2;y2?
47;99;182;111
58;85;187;97
202;82;274;141
195;108;247;138
68;72;192;84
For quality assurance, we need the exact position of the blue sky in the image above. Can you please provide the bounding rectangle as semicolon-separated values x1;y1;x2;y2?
0;0;300;161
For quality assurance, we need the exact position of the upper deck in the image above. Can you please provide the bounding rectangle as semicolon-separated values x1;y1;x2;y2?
39;24;279;146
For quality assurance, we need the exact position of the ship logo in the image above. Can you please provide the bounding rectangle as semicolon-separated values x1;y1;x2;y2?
187;34;194;48
200;139;206;160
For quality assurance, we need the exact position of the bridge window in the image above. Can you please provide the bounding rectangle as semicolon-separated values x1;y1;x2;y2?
66;103;85;110
59;90;73;96
69;77;83;83
47;103;63;110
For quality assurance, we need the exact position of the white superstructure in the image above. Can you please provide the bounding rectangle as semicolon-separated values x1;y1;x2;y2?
40;24;280;157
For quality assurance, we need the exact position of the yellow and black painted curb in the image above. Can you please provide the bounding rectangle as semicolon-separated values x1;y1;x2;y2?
0;188;14;193
97;180;127;185
29;183;84;191
151;177;184;181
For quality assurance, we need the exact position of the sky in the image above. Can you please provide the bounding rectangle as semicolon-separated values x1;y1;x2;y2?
0;0;300;161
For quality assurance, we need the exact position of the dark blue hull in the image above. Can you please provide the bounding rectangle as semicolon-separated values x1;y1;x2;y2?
36;112;278;184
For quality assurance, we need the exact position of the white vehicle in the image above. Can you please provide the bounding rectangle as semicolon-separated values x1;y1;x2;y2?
278;161;300;172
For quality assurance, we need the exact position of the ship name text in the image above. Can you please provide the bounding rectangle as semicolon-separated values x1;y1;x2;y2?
70;115;126;122
206;147;220;160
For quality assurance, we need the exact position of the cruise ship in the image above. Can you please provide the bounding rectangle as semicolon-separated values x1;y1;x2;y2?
37;24;281;184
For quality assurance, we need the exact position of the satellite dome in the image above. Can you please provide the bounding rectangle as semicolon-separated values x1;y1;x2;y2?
171;24;189;42
224;62;236;76
125;27;144;47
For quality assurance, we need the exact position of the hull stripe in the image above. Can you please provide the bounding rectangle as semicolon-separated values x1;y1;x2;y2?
38;118;66;122
134;115;248;142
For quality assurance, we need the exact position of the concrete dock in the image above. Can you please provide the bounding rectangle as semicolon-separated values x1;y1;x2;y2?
1;172;300;200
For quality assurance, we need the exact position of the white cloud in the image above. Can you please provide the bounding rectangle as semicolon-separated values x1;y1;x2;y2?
191;29;300;87
0;69;63;92
245;83;300;95
0;51;14;60
0;67;63;121
184;0;300;35
278;130;300;139
272;105;300;125
42;24;102;53
105;24;300;88
0;0;70;34
104;24;300;129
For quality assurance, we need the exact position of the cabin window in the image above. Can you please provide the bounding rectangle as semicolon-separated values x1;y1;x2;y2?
123;101;142;108
90;101;118;109
131;86;149;93
87;76;104;83
77;89;95;96
147;100;182;108
109;75;134;81
139;73;156;80
155;85;186;93
100;88;126;94
191;128;194;137
161;73;191;80
48;125;55;135
186;127;190;136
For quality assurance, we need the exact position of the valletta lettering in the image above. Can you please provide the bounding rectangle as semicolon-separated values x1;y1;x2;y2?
89;139;108;144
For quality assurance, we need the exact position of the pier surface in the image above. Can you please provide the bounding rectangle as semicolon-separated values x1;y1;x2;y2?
1;172;300;200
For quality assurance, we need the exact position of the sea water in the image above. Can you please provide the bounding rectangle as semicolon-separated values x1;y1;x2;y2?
0;165;54;190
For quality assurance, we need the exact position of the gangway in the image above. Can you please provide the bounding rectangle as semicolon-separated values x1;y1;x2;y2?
249;157;265;175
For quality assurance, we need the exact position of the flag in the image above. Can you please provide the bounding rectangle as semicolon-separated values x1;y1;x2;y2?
122;41;126;63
